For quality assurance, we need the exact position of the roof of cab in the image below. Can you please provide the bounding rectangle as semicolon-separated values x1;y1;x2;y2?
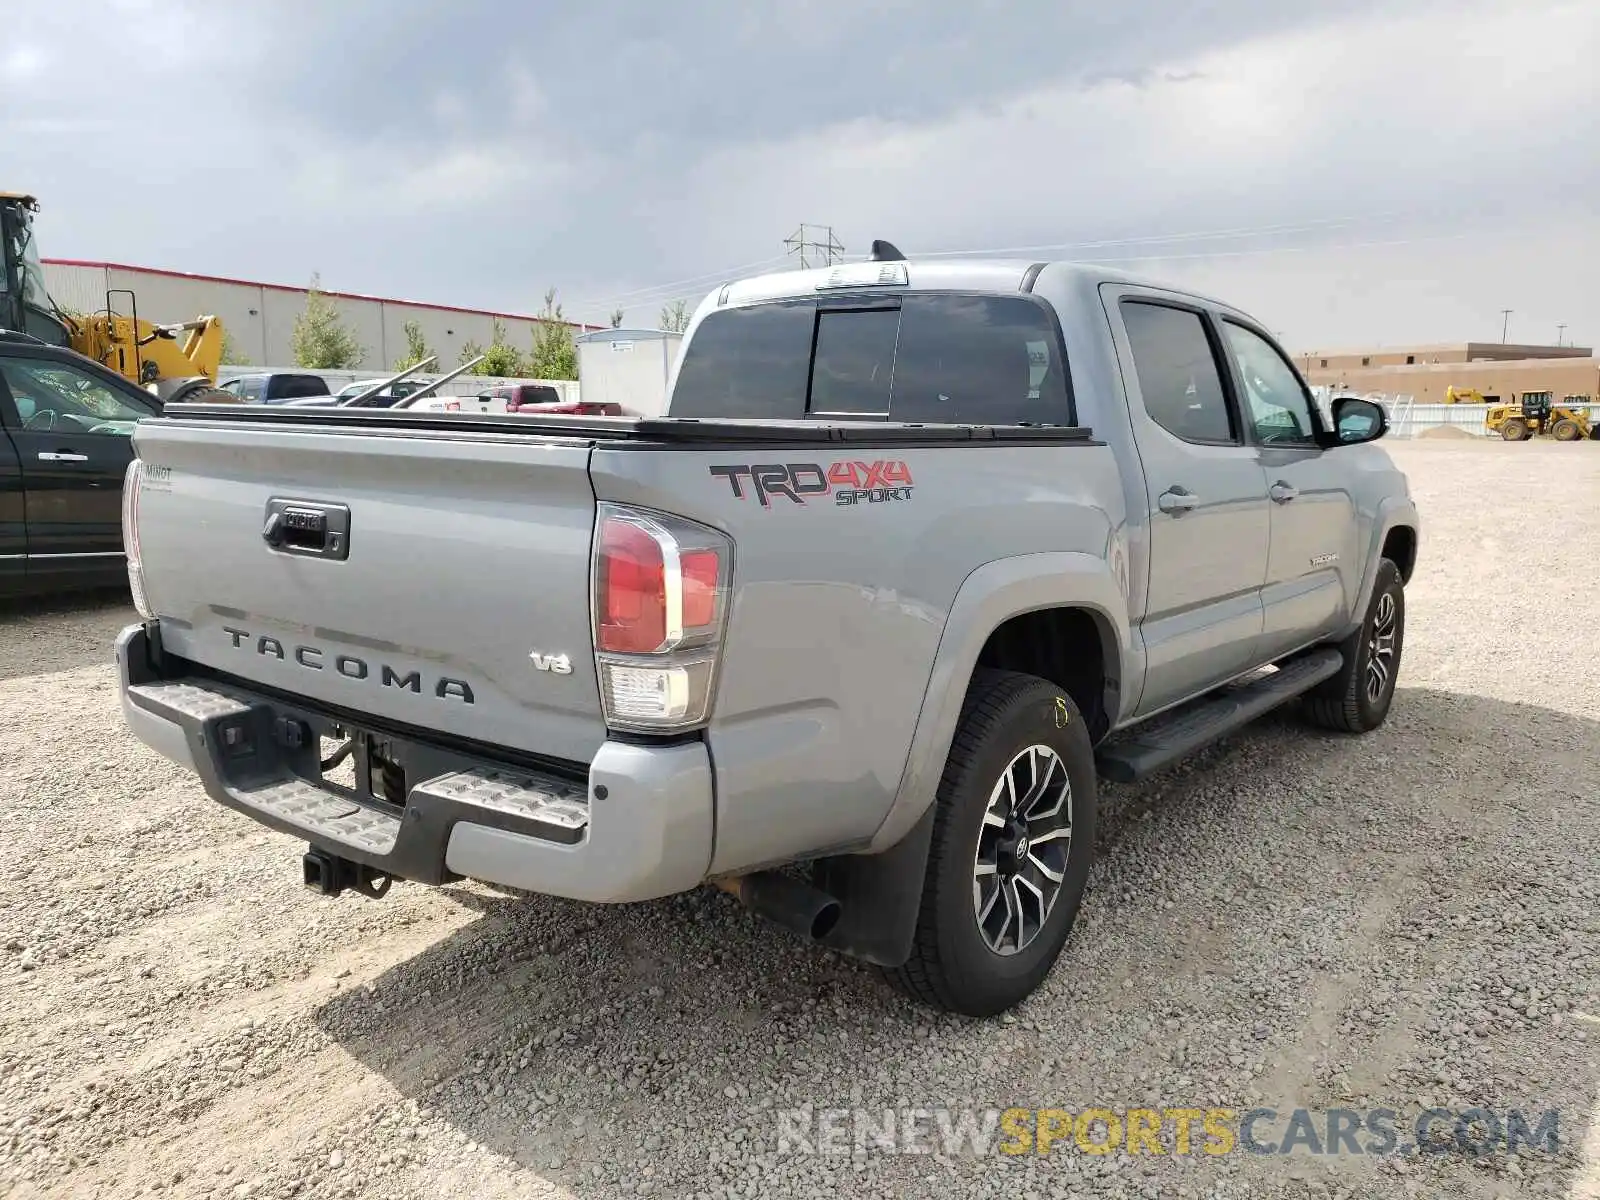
714;256;1231;313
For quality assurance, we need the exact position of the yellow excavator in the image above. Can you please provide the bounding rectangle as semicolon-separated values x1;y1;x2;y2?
1484;391;1595;441
1;191;231;403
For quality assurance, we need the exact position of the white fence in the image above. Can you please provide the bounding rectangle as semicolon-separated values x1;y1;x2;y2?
1310;387;1600;438
216;364;580;403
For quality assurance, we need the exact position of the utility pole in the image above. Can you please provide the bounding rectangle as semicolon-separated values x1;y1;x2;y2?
784;224;845;270
1500;309;1512;343
1556;323;1567;346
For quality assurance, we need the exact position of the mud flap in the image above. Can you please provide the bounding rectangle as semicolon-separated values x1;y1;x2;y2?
812;805;935;967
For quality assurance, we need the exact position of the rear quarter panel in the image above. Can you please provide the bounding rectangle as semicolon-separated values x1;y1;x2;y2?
589;439;1127;874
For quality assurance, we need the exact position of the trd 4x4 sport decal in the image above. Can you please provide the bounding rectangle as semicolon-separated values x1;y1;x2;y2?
709;460;914;508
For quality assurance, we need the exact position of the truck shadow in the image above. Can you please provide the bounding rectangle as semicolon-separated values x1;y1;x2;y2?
0;587;137;681
311;685;1600;1195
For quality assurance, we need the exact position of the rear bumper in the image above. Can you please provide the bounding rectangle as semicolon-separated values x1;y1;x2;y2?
116;624;713;903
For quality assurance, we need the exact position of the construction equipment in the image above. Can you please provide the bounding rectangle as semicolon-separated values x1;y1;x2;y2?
1484;391;1594;442
1;192;230;403
1443;385;1493;404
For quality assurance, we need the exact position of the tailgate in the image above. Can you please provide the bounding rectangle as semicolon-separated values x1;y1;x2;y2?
131;419;605;764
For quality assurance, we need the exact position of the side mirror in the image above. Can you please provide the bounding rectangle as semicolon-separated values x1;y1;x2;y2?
1329;396;1387;445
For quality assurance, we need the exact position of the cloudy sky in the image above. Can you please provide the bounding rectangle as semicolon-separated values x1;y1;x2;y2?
4;0;1597;350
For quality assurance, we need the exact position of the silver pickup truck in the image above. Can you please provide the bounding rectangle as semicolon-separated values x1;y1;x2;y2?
116;249;1419;1016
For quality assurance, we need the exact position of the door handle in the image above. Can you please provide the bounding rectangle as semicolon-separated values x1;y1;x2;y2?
1158;487;1199;514
37;451;89;463
1269;481;1299;504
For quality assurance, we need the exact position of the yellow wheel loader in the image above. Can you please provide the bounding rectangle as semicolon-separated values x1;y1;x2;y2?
1;191;231;403
1484;391;1594;441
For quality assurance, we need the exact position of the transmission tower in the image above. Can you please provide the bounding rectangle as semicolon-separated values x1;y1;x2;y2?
784;224;845;270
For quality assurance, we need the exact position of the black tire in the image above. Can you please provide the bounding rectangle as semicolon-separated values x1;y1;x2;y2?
1551;419;1581;442
1499;418;1528;441
166;385;238;405
1303;558;1405;733
885;670;1097;1017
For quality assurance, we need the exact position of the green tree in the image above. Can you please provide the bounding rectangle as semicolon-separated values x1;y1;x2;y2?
220;329;250;366
290;274;364;369
609;308;625;329
528;288;578;380
659;299;690;334
460;318;525;376
393;319;431;371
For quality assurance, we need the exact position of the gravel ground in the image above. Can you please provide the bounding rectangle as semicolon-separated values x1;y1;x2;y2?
2;439;1599;1200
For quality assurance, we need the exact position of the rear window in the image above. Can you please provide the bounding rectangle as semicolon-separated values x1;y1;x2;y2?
517;385;561;405
274;375;329;398
671;294;1069;425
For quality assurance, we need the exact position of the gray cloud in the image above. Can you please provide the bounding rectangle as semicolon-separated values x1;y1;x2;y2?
5;0;1596;347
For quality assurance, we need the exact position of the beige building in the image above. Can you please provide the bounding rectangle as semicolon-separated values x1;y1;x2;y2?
1297;342;1598;404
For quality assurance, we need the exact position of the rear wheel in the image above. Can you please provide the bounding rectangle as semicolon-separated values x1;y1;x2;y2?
885;670;1097;1017
1551;419;1582;442
1499;418;1529;441
1303;558;1405;733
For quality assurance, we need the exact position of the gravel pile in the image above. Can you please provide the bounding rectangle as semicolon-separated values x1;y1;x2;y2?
2;440;1597;1199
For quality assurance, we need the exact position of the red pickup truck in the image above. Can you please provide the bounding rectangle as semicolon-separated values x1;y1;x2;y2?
484;383;621;417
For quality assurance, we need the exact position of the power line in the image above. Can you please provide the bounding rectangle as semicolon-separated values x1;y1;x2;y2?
784;224;845;270
564;252;792;320
841;212;1414;263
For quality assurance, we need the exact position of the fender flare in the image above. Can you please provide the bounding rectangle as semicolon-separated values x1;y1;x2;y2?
865;552;1132;853
1344;497;1420;638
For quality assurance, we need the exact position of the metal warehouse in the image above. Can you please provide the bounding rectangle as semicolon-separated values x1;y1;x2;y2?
41;259;596;372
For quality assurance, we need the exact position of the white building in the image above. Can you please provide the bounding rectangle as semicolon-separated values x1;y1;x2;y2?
41;258;597;371
576;328;684;418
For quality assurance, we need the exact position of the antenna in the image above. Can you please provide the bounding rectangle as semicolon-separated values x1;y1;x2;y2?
869;239;906;262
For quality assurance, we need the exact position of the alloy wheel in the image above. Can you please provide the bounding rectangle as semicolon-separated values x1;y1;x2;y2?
1365;591;1398;703
973;744;1074;956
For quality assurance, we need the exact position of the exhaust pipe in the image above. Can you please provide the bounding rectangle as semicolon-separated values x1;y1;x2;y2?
716;871;842;941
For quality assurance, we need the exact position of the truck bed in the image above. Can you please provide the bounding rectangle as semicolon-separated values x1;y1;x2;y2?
127;403;1118;884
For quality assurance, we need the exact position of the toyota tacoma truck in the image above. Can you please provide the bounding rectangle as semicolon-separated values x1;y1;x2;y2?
115;247;1419;1017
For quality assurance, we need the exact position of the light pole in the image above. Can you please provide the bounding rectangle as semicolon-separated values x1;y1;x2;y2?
1556;323;1567;347
1500;309;1513;343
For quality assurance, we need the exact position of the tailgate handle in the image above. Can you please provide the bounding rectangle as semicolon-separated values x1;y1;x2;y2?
263;499;351;561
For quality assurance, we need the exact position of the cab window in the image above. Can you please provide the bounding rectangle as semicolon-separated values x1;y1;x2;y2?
1221;322;1319;446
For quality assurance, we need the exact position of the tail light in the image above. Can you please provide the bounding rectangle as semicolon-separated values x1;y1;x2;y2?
122;459;152;618
592;504;732;732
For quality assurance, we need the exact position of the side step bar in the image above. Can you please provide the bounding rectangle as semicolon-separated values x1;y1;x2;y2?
1095;648;1344;783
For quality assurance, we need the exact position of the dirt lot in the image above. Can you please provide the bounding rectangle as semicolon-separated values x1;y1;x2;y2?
2;439;1598;1200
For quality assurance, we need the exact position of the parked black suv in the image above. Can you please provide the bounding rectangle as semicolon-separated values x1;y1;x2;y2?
1;332;160;597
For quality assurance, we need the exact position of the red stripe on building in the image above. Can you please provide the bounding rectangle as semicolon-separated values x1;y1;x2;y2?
41;258;600;331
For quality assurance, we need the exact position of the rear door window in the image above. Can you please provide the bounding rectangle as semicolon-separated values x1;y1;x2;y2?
1120;302;1236;444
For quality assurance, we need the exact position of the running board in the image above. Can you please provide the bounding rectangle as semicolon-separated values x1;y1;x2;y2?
1095;648;1344;784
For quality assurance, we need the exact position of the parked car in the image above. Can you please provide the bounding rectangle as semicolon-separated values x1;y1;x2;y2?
329;379;427;407
115;254;1418;1016
0;331;162;597
217;372;331;404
